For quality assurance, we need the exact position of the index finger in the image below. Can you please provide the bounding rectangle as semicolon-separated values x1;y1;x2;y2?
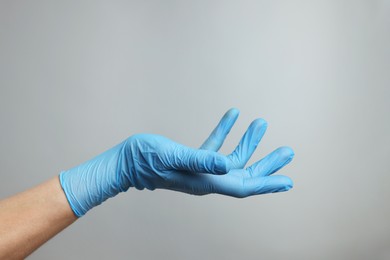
200;108;239;151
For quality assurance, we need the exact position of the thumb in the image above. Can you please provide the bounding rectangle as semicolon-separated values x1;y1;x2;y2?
167;145;231;174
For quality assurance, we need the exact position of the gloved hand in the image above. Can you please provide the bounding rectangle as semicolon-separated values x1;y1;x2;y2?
60;108;294;217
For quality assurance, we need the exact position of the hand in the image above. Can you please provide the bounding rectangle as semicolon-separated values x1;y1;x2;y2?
60;108;294;217
154;108;294;197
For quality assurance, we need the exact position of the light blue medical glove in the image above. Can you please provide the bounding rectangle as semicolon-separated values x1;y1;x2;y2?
173;108;294;197
60;108;294;217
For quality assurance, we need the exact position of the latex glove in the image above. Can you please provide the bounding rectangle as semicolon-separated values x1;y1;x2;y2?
193;108;294;197
60;108;294;217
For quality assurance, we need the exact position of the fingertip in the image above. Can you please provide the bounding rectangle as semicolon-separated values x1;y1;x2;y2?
278;177;293;192
214;154;231;175
261;175;294;193
252;118;268;128
283;176;294;190
249;118;268;143
276;146;295;161
200;109;240;151
221;108;240;128
227;107;240;117
250;119;268;139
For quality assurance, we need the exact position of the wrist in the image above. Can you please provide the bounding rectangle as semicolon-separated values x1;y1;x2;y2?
59;140;133;217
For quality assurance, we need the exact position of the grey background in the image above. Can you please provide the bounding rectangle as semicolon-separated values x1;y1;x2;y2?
1;0;389;259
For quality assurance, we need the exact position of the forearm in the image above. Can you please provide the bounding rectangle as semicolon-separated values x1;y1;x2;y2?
0;108;294;259
0;176;77;260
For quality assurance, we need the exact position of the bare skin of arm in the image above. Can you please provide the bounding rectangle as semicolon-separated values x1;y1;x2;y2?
0;109;294;259
0;177;77;260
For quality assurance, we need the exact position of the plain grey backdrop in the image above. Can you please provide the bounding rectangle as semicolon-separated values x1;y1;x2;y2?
1;0;389;259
